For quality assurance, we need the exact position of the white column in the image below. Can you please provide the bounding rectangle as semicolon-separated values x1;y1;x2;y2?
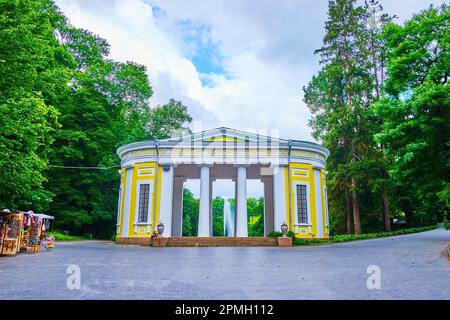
314;167;324;238
171;177;185;236
209;178;214;236
198;165;211;237
121;167;133;237
235;166;248;237
158;166;174;237
262;177;275;236
273;166;287;233
233;178;238;236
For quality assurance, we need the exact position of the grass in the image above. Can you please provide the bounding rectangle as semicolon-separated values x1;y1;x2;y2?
294;225;438;246
46;231;87;242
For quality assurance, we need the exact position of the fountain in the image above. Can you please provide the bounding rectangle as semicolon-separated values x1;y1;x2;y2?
223;197;235;237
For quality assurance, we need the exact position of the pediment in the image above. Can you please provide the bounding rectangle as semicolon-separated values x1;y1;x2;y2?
160;127;286;145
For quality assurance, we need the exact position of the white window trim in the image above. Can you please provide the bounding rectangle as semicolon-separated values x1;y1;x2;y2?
293;181;312;226
116;185;123;232
324;186;329;235
324;186;329;227
134;180;153;233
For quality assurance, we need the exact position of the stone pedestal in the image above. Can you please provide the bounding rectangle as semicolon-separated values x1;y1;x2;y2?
152;238;169;247
277;237;293;247
116;237;151;246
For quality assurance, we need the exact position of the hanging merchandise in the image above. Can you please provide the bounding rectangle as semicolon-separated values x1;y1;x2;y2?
43;235;56;251
0;211;24;256
19;212;32;252
1;210;54;256
28;216;42;254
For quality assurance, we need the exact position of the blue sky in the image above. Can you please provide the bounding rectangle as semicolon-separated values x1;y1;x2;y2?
56;0;445;141
55;0;445;197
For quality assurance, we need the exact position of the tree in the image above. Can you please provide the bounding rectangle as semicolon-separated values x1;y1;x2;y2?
375;4;450;225
0;0;193;237
212;197;225;236
304;0;394;234
182;188;199;236
364;0;395;231
247;197;264;236
0;0;72;211
148;99;192;140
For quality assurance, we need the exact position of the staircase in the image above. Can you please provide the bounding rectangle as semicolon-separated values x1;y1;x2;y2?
165;237;278;247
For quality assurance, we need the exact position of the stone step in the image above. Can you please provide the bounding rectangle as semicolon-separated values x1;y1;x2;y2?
165;237;278;247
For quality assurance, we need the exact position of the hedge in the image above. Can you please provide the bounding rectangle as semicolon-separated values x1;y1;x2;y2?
294;225;438;246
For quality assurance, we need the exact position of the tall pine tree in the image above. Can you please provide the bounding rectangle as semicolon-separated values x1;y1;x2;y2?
304;0;393;234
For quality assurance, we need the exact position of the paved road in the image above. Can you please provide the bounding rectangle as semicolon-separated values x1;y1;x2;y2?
0;229;449;300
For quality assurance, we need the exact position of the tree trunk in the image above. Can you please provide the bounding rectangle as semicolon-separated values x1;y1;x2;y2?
382;187;391;232
351;177;361;234
380;141;391;232
345;188;353;234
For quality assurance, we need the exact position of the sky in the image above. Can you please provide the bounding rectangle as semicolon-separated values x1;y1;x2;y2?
55;0;445;198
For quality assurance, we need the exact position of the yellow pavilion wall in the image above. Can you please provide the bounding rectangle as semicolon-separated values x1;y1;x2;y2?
285;163;328;239
117;162;162;239
117;161;328;240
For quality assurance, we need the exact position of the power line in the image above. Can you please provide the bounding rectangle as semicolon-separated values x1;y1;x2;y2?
49;165;121;170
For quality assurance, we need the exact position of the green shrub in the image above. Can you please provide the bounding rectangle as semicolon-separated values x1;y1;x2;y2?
294;238;308;246
287;231;296;240
82;233;93;240
268;230;296;241
111;234;117;241
268;231;283;238
443;221;450;230
293;225;437;246
47;231;86;241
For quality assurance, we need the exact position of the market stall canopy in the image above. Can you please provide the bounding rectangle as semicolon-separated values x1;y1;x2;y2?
34;214;54;220
24;211;54;220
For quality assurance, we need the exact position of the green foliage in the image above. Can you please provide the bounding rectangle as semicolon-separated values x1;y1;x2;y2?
304;0;395;235
247;197;264;237
46;230;86;241
304;1;449;234
182;192;265;237
332;226;437;242
182;188;199;236
375;4;450;225
267;231;282;238
0;0;192;239
294;225;437;245
212;196;224;236
268;230;296;242
0;0;72;211
148;99;192;140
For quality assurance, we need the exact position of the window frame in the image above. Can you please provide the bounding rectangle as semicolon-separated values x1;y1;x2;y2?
135;180;153;225
293;182;311;226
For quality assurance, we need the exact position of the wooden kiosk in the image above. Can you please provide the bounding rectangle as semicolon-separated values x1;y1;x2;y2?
0;210;23;256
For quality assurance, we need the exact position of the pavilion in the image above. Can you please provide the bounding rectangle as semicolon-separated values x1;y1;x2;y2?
115;127;330;244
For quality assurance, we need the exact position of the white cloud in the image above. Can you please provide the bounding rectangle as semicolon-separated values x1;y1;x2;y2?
56;0;446;142
55;0;445;198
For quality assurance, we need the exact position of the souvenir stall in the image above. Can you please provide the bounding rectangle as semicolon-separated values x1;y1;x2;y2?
0;210;24;256
20;211;54;254
1;210;54;256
